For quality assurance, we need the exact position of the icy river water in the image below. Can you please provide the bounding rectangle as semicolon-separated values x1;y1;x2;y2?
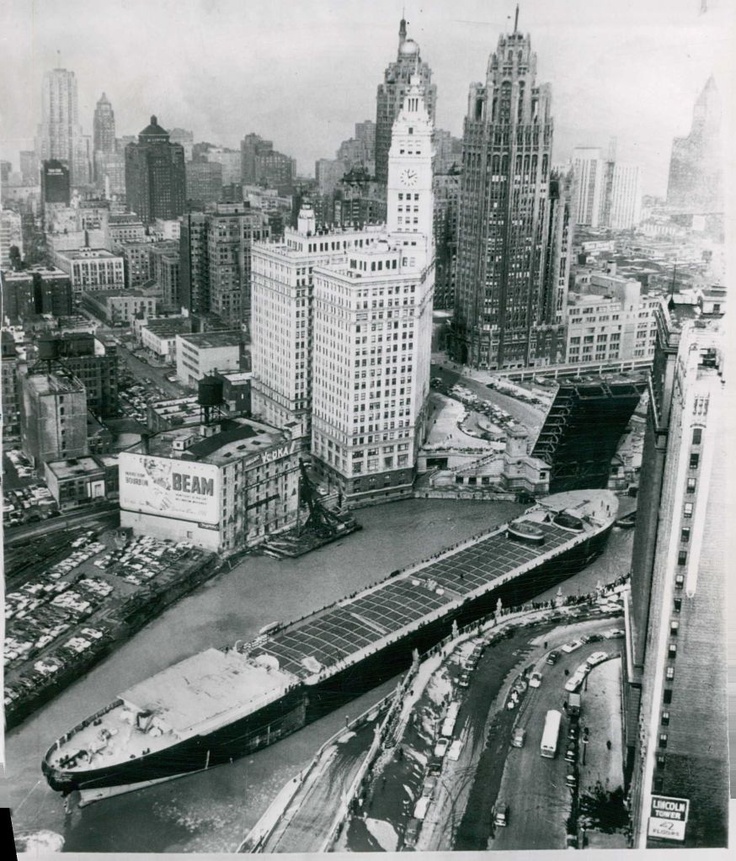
7;497;633;853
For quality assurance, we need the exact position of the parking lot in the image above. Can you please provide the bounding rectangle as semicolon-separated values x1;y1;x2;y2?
3;450;60;527
4;526;211;726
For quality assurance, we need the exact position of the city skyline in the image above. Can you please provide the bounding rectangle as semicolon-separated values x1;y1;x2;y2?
1;0;731;196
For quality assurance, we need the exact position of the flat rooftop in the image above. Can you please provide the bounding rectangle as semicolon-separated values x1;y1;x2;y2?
26;371;84;396
146;417;288;466
178;330;243;350
56;248;121;261
46;456;104;479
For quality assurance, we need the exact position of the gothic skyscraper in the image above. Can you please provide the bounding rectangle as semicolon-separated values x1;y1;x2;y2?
666;75;722;213
451;15;568;370
374;17;436;187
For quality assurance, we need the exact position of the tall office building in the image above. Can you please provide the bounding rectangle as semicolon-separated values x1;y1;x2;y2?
240;133;296;191
251;205;383;445
608;162;642;230
311;75;434;505
124;116;186;224
179;203;270;326
93;92;116;187
20;369;88;465
374;16;436;187
573;147;641;230
667;76;722;213
36;68;85;185
93;93;116;155
625;295;728;848
572;147;604;227
185;160;223;205
451;15;566;369
41;160;71;206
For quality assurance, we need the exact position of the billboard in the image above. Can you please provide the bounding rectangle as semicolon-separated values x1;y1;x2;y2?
648;795;689;842
119;453;221;525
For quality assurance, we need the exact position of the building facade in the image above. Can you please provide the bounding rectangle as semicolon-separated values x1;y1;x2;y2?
451;19;567;369
179;204;270;325
118;418;300;553
311;75;434;506
251;205;384;444
82;289;158;326
41;160;71;206
666;76;722;214
35;68;87;186
148;241;181;311
93;92;116;186
374;17;436;187
185;160;223;205
625;297;728;848
20;370;88;465
54;247;125;294
175;330;244;387
240;133;296;191
124;116;186;223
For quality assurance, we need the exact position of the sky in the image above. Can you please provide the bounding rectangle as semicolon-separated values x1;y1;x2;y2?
0;0;733;196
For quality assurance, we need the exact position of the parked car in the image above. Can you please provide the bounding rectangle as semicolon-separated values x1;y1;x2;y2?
529;671;543;688
586;651;608;668
546;650;559;665
511;727;527;748
562;640;583;653
434;737;450;758
493;802;510;827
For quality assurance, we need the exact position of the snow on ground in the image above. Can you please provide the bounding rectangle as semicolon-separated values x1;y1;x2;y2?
425;668;453;705
337;730;356;743
404;747;428;768
15;831;65;853
365;817;400;852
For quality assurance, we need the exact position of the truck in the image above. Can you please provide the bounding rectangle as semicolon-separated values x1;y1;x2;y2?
540;709;562;758
493;801;509;827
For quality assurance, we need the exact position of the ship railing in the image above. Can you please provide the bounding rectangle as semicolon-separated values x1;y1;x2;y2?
43;699;123;762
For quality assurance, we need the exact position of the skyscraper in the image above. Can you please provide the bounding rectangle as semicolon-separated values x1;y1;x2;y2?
36;68;85;186
451;15;566;369
667;76;722;213
93;93;116;155
311;75;434;505
625;295;728;848
374;17;436;187
572;147;604;227
124;116;186;224
179;203;270;326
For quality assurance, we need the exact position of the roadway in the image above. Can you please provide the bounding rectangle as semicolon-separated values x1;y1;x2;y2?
262;722;376;853
488;617;625;851
431;360;547;438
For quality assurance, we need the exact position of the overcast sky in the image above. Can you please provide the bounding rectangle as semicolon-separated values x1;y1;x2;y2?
0;0;733;195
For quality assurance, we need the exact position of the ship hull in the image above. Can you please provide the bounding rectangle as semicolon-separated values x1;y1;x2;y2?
43;513;614;799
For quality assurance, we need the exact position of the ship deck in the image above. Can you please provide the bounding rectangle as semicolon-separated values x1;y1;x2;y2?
251;491;617;679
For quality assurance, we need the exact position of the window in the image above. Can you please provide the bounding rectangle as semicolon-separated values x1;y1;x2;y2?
666;666;675;681
661;711;670;726
659;733;668;748
675;573;684;589
663;689;673;704
689;453;700;469
677;550;687;566
683;503;693;518
686;477;696;493
673;598;682;614
670;620;679;636
692;427;702;445
668;643;677;659
680;527;691;543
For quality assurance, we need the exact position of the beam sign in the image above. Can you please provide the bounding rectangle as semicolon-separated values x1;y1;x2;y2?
648;795;689;842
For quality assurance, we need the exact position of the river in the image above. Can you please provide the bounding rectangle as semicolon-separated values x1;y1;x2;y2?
8;498;634;853
8;498;525;853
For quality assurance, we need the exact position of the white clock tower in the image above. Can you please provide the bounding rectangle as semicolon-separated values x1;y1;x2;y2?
386;74;434;264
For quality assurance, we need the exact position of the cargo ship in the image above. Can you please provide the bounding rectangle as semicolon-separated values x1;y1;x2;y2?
42;490;617;806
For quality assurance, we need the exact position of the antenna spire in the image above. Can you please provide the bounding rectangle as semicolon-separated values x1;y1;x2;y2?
514;4;520;33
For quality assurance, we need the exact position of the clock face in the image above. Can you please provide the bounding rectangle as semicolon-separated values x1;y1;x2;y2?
400;168;418;187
